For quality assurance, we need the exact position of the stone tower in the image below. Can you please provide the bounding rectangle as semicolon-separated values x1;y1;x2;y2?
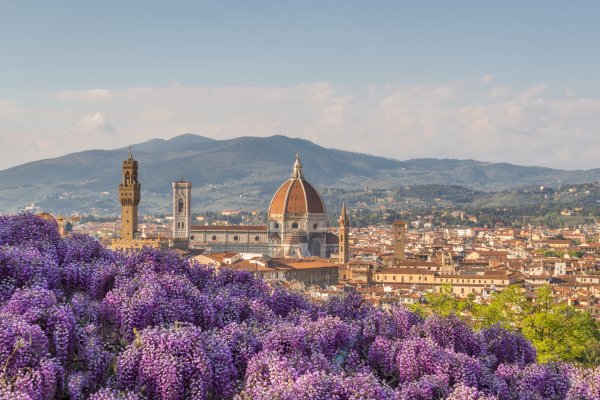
118;147;140;240
392;220;407;263
339;202;350;263
172;174;192;241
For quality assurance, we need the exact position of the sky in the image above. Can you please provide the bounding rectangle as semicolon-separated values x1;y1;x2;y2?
1;1;600;170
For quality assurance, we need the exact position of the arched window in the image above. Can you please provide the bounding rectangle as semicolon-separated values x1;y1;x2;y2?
124;172;130;185
178;198;184;213
212;235;217;241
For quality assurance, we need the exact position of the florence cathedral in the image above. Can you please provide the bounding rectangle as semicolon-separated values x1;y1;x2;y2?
173;154;340;258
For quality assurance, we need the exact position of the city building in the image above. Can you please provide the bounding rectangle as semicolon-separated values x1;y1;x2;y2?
194;252;340;289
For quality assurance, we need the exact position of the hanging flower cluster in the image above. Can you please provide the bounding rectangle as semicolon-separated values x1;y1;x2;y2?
0;213;597;399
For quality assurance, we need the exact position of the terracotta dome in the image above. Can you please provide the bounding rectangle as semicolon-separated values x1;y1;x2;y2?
268;155;326;216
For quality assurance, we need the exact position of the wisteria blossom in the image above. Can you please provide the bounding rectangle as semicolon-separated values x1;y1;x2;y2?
0;213;598;399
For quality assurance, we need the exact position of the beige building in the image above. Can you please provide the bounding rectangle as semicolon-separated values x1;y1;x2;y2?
339;260;372;283
372;267;522;297
434;271;522;297
543;240;572;249
194;252;340;288
374;268;436;284
110;237;168;251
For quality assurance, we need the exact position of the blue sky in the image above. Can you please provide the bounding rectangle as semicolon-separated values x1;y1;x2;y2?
1;1;600;169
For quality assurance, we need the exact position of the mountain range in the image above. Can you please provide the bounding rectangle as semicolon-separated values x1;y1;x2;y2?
1;134;600;215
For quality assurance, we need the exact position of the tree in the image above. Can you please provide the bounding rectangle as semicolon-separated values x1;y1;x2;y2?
471;285;530;330
520;286;600;363
423;284;459;316
419;284;600;364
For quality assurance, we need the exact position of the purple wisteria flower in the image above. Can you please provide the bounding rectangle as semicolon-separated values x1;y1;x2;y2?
0;213;596;399
117;324;237;400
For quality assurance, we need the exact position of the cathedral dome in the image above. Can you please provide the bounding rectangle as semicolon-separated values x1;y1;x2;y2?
268;155;326;217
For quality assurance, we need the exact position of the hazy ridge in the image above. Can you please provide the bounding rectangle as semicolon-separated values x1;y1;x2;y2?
1;134;599;215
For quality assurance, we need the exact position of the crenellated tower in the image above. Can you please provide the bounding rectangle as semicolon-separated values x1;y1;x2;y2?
118;147;141;240
339;202;350;263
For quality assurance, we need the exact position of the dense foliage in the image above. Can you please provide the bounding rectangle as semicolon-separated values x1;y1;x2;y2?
1;214;599;399
416;284;600;365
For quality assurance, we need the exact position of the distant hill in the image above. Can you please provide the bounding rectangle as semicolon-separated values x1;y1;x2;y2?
1;133;600;215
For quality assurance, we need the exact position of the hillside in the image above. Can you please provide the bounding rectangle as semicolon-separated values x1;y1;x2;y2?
1;134;600;215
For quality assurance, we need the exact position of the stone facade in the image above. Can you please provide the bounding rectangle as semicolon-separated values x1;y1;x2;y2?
113;148;168;251
172;179;192;245
189;225;272;254
118;147;140;240
392;220;407;263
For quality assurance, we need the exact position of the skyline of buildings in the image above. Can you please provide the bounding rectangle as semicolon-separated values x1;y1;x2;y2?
56;146;600;322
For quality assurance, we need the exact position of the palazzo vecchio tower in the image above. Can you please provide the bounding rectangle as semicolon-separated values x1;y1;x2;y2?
118;147;141;240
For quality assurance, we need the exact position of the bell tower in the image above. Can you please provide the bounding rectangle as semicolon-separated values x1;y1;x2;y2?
392;220;407;264
339;202;350;263
118;147;141;240
172;171;192;241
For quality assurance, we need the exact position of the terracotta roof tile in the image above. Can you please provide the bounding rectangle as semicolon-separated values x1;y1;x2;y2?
268;178;325;216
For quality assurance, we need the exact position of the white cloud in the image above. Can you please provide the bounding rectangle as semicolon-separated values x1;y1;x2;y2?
59;89;113;101
78;112;115;134
1;79;600;171
0;100;23;117
521;84;547;100
489;86;511;99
